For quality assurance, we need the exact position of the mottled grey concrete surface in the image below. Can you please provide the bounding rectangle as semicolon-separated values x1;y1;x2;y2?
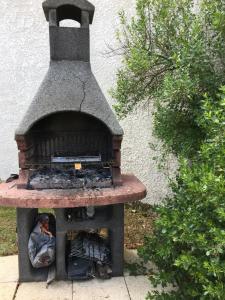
0;0;176;204
16;61;123;136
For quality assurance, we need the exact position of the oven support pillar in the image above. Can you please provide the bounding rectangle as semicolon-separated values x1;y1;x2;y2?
55;231;68;280
54;209;68;280
110;204;124;276
16;208;49;282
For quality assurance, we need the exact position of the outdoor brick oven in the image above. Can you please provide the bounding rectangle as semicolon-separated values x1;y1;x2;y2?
15;0;123;189
0;0;146;282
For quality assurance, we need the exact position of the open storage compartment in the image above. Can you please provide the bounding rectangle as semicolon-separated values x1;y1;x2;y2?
66;228;112;280
54;204;124;281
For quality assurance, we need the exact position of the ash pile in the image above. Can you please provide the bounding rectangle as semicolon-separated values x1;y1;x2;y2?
67;231;112;280
28;167;112;190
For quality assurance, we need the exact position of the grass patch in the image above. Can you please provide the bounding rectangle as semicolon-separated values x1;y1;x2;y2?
125;202;156;249
0;203;156;256
0;207;17;256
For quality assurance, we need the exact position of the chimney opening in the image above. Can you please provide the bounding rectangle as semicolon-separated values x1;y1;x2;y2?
57;4;82;25
59;19;80;27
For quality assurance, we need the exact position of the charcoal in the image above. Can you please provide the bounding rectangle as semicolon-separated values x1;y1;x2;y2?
85;178;112;189
28;167;112;190
96;262;112;279
6;174;19;183
65;207;95;222
86;206;95;219
67;257;95;280
69;232;110;264
67;231;111;281
29;174;84;190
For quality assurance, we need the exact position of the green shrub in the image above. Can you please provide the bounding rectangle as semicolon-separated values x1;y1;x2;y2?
111;0;225;158
112;0;225;298
139;88;225;299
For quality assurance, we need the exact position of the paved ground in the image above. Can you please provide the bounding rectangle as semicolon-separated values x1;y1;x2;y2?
0;250;157;300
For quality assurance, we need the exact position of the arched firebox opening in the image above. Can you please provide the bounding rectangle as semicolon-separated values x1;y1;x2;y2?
26;111;113;168
17;111;115;190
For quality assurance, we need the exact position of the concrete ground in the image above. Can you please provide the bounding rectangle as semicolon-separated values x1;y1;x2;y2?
0;250;158;300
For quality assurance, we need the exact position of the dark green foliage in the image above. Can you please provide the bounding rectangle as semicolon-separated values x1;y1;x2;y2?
112;0;225;158
112;0;225;299
139;89;225;299
124;261;148;276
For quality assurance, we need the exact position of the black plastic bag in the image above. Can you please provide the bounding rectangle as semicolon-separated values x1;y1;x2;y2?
28;214;56;269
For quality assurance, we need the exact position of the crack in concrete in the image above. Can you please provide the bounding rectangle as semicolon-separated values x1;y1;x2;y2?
124;276;132;300
73;75;87;112
79;79;86;111
12;282;20;300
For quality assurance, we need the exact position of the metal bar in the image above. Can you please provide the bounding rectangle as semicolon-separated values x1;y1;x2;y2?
51;155;102;163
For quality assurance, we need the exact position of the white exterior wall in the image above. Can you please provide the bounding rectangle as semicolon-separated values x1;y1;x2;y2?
0;0;175;204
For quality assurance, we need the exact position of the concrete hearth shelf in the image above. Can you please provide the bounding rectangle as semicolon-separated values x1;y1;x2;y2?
0;174;146;208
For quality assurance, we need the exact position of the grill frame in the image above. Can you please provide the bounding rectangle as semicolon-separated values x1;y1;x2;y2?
25;130;113;168
15;112;122;188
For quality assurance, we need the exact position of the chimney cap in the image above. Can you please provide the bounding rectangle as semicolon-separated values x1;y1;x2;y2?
42;0;95;24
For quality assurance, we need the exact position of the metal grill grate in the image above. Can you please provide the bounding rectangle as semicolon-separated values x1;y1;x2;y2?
25;131;113;168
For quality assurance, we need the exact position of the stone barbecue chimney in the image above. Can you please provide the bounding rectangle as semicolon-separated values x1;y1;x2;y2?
15;0;123;188
43;0;94;61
